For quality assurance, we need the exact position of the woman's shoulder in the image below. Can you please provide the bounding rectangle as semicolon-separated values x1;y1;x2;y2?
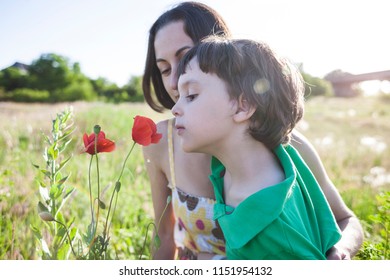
156;118;171;133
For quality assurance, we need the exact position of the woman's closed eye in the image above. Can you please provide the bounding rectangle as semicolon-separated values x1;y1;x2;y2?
160;67;171;76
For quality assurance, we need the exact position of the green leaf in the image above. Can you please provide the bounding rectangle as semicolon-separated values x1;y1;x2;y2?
57;157;72;173
56;243;70;260
40;239;52;258
37;179;47;188
47;144;59;160
52;118;60;133
58;138;73;153
39;186;50;202
58;128;75;142
42;133;51;145
69;227;78;241
57;175;70;189
49;184;61;199
40;169;51;179
43;147;49;162
84;222;96;244
63;187;75;200
56;211;65;224
30;224;43;240
57;188;75;213
37;201;49;213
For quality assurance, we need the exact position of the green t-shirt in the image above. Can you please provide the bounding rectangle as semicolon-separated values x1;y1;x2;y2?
210;145;341;260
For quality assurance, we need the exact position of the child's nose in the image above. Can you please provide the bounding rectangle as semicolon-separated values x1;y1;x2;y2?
171;101;181;117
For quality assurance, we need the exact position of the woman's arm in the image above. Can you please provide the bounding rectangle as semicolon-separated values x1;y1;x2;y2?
142;122;177;259
291;130;363;259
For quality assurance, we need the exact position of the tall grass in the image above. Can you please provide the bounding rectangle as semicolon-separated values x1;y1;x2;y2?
0;102;169;259
0;96;389;259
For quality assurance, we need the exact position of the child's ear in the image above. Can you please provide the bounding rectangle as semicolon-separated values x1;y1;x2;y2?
233;94;256;123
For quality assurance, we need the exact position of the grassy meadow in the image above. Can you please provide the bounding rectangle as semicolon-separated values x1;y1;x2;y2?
0;95;389;260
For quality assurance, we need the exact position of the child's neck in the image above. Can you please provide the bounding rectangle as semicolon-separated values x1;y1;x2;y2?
217;140;284;207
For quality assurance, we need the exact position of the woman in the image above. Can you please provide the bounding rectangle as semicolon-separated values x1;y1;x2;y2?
142;1;362;260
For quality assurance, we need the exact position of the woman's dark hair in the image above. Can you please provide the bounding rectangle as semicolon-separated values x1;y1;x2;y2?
178;36;305;149
142;1;231;112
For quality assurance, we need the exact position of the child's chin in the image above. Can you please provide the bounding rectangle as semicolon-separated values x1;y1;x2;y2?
182;144;197;153
183;146;195;153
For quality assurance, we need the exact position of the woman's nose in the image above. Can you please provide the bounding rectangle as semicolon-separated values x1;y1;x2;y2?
169;69;178;91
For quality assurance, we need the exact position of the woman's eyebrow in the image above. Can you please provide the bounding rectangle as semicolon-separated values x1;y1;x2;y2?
156;46;191;63
175;46;191;57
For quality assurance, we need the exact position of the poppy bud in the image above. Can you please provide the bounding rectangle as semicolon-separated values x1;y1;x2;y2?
153;235;161;249
37;202;54;221
94;125;101;135
39;211;55;222
115;181;121;192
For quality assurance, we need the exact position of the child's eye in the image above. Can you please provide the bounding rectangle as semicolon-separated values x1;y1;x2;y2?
186;94;198;102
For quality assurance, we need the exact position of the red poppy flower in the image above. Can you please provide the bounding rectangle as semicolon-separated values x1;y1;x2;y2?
132;115;162;146
83;131;116;155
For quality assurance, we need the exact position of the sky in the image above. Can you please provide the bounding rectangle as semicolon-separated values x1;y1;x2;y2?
1;0;389;87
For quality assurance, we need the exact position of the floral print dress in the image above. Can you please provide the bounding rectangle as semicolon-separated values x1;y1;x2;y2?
167;119;225;259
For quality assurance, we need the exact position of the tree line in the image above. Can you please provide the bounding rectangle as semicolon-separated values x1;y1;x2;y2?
0;53;333;103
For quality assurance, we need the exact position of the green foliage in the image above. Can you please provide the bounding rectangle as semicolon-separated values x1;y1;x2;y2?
28;53;97;102
91;76;144;103
32;107;77;259
0;52;146;103
5;88;50;102
54;77;96;102
0;52;144;103
29;107;163;259
0;53;99;102
0;169;15;259
123;76;144;102
302;72;334;98
29;53;73;92
90;77;115;98
357;191;390;260
0;66;30;91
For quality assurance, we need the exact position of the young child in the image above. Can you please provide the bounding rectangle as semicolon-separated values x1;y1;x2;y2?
172;36;342;259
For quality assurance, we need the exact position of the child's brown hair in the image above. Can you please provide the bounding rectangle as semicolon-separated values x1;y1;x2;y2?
178;36;305;149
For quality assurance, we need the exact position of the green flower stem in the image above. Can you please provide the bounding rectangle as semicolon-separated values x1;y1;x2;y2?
103;141;136;239
88;133;101;254
156;196;171;233
139;195;171;259
95;152;101;232
88;156;94;224
105;187;120;240
54;219;76;257
118;141;136;182
140;222;157;260
49;154;56;220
